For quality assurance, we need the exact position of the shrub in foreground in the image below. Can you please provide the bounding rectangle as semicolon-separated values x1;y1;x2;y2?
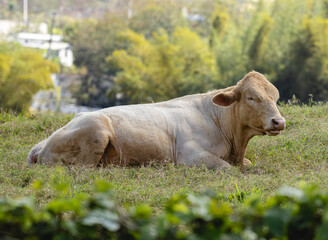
0;181;328;240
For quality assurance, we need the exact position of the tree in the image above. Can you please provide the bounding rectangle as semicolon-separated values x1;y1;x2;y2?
58;0;328;106
323;0;328;17
172;27;218;95
209;6;229;48
64;15;129;107
0;42;59;112
247;13;273;70
129;3;184;38
275;19;328;101
211;5;248;87
106;28;218;104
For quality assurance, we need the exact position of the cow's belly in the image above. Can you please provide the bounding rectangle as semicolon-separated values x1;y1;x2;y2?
114;128;172;164
104;110;174;165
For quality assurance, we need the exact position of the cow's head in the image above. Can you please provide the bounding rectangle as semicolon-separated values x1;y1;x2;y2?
212;71;285;136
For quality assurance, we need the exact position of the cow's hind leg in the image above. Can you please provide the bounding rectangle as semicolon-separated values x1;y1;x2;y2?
97;142;118;167
36;112;113;167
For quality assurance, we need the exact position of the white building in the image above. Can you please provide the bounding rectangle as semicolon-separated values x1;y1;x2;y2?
16;32;74;67
0;20;18;36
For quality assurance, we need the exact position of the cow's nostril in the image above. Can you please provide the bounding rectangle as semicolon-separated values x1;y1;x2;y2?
272;119;279;125
271;118;285;130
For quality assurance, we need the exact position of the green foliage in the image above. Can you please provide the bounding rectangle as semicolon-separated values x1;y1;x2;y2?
107;27;217;104
323;0;328;17
57;0;328;105
129;3;184;38
0;42;59;112
1;180;328;239
209;6;229;48
212;9;229;37
64;15;129;107
275;19;328;101
248;13;274;70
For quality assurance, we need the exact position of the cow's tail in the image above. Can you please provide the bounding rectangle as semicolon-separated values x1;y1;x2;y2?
28;140;46;165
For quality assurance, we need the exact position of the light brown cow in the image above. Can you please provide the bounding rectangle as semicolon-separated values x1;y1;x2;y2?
28;71;285;169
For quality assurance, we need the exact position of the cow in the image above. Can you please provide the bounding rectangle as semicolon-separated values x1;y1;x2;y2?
28;71;285;169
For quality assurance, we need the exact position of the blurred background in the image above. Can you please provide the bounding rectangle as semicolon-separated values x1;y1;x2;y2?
0;0;327;113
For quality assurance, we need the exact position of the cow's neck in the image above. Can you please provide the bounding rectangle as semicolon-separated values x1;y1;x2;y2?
223;106;255;165
206;96;255;165
228;119;254;165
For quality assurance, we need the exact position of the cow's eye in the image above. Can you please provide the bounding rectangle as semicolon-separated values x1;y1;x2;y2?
247;97;254;101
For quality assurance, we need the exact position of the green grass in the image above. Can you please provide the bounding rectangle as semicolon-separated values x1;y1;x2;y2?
0;104;327;212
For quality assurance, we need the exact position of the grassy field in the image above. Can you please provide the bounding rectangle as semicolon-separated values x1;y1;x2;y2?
0;104;327;212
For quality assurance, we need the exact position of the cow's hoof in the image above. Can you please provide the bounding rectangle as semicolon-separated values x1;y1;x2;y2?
242;158;252;166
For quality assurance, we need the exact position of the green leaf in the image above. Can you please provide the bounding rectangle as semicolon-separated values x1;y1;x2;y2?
94;179;113;193
188;194;212;220
47;198;81;214
172;202;189;214
134;204;153;219
315;223;328;240
32;180;43;190
315;209;328;240
264;206;291;237
278;186;306;202
92;193;116;209
82;209;120;231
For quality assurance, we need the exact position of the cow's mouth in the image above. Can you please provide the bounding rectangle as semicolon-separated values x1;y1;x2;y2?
251;126;281;136
265;129;281;136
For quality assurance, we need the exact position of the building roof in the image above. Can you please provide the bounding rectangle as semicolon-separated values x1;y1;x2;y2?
16;32;71;51
17;32;63;42
18;40;70;50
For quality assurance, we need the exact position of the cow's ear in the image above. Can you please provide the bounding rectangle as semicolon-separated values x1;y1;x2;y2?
212;91;238;107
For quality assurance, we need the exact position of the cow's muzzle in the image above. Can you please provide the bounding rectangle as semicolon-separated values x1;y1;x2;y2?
265;117;285;136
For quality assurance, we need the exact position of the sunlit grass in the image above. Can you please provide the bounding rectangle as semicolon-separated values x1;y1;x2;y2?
0;104;327;212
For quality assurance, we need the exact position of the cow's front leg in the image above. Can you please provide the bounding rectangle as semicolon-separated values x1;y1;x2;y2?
196;152;231;169
178;142;230;170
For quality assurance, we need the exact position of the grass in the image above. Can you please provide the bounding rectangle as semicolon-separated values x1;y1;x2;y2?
0;104;327;212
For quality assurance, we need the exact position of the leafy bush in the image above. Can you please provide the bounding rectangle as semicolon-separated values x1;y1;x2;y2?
0;42;59;112
1;179;328;240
